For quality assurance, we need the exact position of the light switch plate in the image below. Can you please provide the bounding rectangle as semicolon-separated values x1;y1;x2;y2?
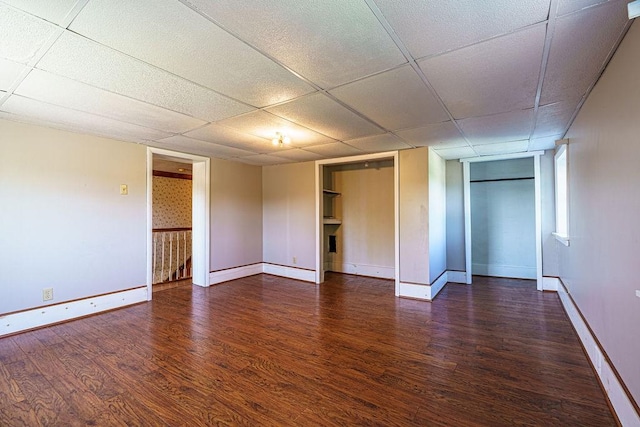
636;290;640;298
120;184;128;195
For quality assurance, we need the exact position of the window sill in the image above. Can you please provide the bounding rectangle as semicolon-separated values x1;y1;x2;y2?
553;232;570;246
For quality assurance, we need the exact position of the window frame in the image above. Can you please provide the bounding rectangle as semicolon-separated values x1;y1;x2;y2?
553;142;570;246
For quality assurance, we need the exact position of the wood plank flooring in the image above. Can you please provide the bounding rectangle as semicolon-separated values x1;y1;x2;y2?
0;273;616;426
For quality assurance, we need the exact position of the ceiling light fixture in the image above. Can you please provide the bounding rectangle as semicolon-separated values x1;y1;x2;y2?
272;132;291;147
629;0;640;19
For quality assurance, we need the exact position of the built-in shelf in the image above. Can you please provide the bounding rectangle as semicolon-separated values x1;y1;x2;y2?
323;187;341;225
323;218;342;225
323;189;341;196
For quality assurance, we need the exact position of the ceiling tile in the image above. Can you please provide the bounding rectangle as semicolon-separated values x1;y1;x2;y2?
1;95;170;141
395;121;467;148
431;146;477;160
266;93;384;140
15;69;207;134
155;135;256;159
419;25;546;120
529;134;562;151
185;0;406;88
184;124;281;154
36;32;254;122
0;4;58;64
234;154;293;166
373;0;550;58
344;134;412;152
304;142;364;158
2;0;79;25
69;0;314;107
533;101;578;138
541;1;629;105
329;66;449;130
556;0;609;16
217;111;335;148
459;109;534;145
266;149;325;162
474;140;529;156
0;58;27;91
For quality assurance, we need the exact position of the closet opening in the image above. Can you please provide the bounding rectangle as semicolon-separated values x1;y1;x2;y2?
461;152;543;290
315;152;399;295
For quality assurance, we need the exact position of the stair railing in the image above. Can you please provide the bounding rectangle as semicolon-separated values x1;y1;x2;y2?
152;228;192;284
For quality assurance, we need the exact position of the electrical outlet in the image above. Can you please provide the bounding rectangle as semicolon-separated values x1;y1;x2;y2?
120;184;128;195
293;256;297;264
42;288;53;301
636;290;640;298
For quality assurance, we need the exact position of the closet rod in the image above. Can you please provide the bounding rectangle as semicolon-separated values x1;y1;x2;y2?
470;177;534;183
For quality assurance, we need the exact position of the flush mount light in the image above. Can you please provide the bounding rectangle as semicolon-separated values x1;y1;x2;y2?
630;0;640;19
272;132;291;147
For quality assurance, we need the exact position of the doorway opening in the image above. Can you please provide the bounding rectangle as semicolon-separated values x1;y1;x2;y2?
315;151;399;295
151;156;193;290
146;148;210;299
462;152;543;290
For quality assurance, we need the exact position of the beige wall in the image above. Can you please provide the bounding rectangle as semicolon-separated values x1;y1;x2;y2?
445;160;465;271
210;158;263;270
262;161;316;270
0;119;147;314
560;21;640;403
540;151;558;276
428;150;447;282
329;161;394;277
152;175;192;229
399;147;430;284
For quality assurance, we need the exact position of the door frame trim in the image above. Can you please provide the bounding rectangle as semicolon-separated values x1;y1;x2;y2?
147;148;210;298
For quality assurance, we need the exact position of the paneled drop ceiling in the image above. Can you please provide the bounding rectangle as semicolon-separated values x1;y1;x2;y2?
0;0;633;164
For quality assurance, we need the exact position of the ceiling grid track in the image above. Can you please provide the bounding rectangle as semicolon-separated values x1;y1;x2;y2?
176;0;396;139
361;0;480;156
0;0;90;108
0;1;633;163
527;0;560;151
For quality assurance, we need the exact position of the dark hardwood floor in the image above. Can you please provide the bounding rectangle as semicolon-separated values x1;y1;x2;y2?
0;273;616;426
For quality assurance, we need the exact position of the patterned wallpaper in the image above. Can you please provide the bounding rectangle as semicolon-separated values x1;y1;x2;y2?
152;176;192;229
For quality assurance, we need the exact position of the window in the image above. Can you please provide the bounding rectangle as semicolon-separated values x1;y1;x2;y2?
554;142;569;246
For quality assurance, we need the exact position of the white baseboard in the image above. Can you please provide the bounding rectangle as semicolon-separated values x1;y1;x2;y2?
430;272;448;299
398;282;431;300
558;284;640;426
447;270;467;284
0;287;148;337
472;263;536;279
398;272;448;301
209;263;263;285
209;263;315;285
542;276;559;291
328;262;395;280
262;263;315;283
